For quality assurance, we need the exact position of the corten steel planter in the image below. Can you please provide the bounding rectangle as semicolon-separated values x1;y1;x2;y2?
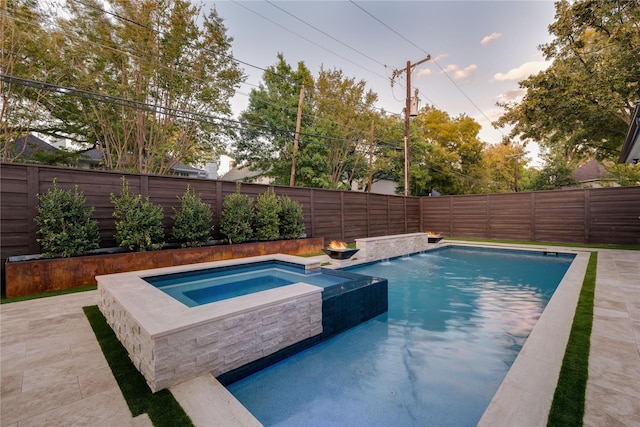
4;238;324;298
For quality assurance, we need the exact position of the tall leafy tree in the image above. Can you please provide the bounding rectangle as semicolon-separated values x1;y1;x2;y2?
497;0;640;162
235;53;314;185
1;0;63;161
4;0;244;174
409;106;486;195
235;55;381;189
311;67;379;189
482;141;527;193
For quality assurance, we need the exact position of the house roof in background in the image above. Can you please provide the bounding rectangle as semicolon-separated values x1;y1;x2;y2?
619;103;640;164
573;160;609;183
9;135;58;158
219;165;264;182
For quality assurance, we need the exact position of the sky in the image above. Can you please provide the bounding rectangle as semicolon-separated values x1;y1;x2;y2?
206;0;558;168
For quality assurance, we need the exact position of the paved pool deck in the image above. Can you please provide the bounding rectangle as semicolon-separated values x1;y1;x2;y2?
1;245;638;426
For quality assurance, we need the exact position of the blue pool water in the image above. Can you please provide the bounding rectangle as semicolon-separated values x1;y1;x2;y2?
226;246;574;427
145;261;352;307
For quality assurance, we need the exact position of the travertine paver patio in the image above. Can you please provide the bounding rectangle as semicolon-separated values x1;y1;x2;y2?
1;246;638;427
584;249;640;427
0;291;151;426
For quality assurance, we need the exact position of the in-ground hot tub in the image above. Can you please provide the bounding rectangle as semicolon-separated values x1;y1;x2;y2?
97;254;386;392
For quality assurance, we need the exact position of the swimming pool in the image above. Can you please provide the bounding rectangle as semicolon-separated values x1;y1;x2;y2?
226;246;575;426
145;261;354;307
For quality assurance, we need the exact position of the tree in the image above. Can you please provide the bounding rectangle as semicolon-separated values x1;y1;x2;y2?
254;188;280;241
482;141;527;193
4;0;244;174
235;55;383;189
219;185;254;244
409;106;487;195
235;53;314;185
171;186;213;247
497;0;640;162
1;1;63;161
604;163;640;187
310;67;379;189
111;178;164;251
34;180;100;257
529;151;577;190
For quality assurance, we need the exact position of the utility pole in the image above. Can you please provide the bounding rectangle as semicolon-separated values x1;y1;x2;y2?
392;55;430;196
506;153;521;192
290;87;304;187
367;118;374;192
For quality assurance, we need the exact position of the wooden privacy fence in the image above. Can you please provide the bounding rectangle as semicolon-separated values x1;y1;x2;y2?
0;163;422;264
422;187;640;245
1;163;639;265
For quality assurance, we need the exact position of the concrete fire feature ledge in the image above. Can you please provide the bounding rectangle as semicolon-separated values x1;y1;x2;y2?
355;232;440;261
97;254;324;393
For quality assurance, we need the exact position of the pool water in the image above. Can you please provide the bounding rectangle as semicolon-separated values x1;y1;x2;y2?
226;246;574;427
145;262;351;307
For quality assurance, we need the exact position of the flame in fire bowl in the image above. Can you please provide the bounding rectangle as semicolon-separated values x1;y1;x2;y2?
322;241;359;260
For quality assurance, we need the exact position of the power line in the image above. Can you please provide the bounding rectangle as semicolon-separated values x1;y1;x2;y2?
2;74;404;152
349;0;506;137
10;2;397;146
264;1;388;69
230;1;389;82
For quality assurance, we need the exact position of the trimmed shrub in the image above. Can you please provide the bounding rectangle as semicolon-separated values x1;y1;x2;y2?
171;186;213;247
255;188;280;241
278;195;305;239
220;185;254;244
34;179;100;257
110;177;164;251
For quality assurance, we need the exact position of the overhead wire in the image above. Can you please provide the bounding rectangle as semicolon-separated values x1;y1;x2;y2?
64;0;401;135
18;1;399;149
349;0;506;138
5;1;413;164
1;74;405;152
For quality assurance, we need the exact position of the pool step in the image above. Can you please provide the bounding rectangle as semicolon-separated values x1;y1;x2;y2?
170;374;263;427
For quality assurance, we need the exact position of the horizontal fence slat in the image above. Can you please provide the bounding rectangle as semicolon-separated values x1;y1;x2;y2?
2;163;639;276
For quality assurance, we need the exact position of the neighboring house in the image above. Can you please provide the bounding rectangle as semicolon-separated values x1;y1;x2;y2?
619;103;640;165
570;159;616;189
169;160;208;178
4;134;59;160
219;163;273;185
220;163;399;194
7;134;208;178
351;178;398;195
78;148;104;169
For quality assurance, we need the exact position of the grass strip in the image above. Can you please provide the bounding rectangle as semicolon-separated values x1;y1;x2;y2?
547;251;597;427
446;237;640;251
1;284;97;304
82;305;194;427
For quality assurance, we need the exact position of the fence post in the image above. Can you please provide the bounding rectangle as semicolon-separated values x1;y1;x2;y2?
340;191;345;242
309;189;315;239
27;165;40;254
531;192;536;241
584;189;590;244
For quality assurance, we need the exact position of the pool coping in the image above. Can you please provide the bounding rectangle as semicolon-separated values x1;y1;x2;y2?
104;241;590;425
97;254;325;337
326;240;589;426
460;243;590;427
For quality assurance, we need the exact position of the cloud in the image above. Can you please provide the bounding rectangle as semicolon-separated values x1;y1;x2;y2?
432;53;449;62
496;88;526;103
492;61;549;81
417;68;432;77
441;63;478;81
480;32;502;45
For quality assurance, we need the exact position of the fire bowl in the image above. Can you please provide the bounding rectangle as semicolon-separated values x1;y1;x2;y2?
428;236;444;244
322;248;360;260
